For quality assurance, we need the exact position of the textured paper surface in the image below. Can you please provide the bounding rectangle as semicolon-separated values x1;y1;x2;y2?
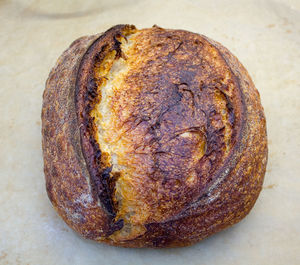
0;0;299;264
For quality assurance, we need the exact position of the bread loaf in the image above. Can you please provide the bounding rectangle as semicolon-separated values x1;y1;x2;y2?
42;24;267;247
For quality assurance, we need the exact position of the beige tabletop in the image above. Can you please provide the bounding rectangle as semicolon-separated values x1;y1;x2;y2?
1;0;300;264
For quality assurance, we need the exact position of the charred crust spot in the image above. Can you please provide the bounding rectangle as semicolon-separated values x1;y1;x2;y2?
97;166;114;214
109;219;124;234
112;36;122;58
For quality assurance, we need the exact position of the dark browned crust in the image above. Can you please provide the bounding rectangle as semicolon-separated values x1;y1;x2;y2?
42;24;268;247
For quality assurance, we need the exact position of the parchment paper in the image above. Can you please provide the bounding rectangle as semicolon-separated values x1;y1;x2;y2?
0;0;299;264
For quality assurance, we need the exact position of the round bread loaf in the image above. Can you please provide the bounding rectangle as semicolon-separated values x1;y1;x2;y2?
42;24;267;247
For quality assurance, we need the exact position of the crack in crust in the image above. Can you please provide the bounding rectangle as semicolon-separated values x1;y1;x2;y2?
43;24;268;247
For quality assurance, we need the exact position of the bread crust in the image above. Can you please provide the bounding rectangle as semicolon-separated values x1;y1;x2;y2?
42;24;267;247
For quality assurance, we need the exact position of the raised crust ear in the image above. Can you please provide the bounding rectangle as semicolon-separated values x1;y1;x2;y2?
42;25;267;247
42;33;114;239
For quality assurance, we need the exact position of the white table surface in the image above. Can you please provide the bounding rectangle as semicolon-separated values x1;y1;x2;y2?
0;0;299;264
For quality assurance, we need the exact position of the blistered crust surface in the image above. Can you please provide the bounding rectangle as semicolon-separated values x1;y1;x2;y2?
42;24;267;247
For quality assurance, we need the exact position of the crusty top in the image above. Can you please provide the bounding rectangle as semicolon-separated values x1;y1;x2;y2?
42;24;267;247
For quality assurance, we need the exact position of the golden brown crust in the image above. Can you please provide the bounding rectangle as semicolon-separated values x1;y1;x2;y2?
42;24;267;247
